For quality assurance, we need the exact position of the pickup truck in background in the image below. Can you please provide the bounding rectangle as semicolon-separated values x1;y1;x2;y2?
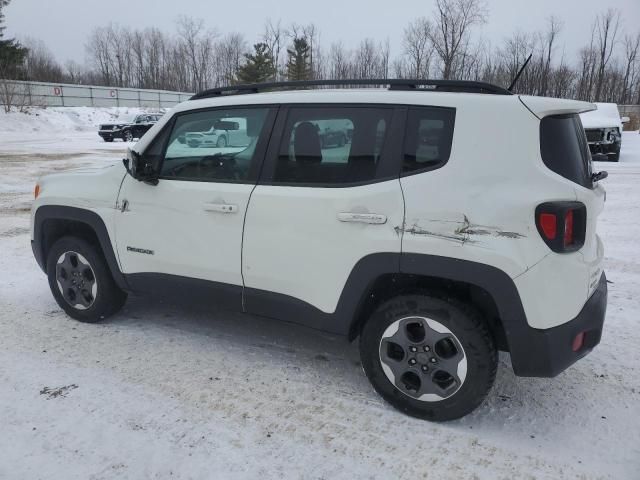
580;103;630;162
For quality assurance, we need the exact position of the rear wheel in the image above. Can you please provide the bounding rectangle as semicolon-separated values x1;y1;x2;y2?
216;136;227;148
359;293;497;421
123;130;134;142
46;236;127;322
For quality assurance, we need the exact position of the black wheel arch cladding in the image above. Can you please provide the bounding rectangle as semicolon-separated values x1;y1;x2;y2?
32;205;129;290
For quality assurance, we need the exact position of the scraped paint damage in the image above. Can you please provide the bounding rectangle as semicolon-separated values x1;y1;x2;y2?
395;215;524;245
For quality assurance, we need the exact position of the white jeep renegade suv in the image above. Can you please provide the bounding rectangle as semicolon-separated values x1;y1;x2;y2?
31;79;608;421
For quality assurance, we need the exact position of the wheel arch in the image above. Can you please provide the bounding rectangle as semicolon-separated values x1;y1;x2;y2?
345;253;528;355
33;206;128;290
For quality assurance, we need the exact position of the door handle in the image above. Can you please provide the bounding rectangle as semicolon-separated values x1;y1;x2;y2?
338;212;387;224
203;203;238;214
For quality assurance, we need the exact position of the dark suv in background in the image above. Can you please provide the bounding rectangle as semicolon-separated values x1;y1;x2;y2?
98;113;163;142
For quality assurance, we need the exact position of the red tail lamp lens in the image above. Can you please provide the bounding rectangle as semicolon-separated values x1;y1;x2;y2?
572;331;586;352
564;210;574;247
539;213;557;240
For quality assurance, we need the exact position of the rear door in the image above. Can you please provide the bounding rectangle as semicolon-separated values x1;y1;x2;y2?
114;106;276;307
241;105;405;328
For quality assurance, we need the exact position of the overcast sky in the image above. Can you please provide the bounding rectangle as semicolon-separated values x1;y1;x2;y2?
5;0;640;65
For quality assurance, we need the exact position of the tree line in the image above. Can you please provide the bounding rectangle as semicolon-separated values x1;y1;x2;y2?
1;0;639;104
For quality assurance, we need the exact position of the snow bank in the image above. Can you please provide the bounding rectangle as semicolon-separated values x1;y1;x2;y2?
0;106;165;135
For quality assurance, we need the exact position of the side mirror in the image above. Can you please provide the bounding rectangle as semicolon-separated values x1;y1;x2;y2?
123;149;158;185
621;116;630;124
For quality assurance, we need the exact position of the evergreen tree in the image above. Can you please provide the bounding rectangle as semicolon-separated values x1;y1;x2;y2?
286;37;312;81
235;43;276;84
0;0;28;79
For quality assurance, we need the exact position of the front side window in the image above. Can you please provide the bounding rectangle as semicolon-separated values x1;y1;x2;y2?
273;107;393;185
402;107;456;174
160;108;270;182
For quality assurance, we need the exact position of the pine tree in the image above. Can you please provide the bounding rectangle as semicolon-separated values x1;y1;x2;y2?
286;37;312;81
235;43;276;84
0;0;27;79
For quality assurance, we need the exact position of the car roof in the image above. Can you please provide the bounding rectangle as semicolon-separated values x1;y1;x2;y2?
175;88;519;112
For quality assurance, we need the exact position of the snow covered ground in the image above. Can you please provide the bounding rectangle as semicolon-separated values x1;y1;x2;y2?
0;108;639;479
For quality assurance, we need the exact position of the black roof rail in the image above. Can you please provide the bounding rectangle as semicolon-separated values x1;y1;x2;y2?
190;79;512;100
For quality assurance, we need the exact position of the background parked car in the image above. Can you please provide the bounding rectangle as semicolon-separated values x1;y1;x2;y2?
98;113;163;142
580;103;630;162
185;118;251;148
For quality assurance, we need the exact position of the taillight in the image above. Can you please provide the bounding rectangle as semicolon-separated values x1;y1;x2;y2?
539;213;557;240
564;209;574;247
34;184;40;199
535;202;586;253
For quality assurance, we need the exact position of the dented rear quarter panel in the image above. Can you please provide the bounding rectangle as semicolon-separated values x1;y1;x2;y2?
400;94;604;329
400;95;570;279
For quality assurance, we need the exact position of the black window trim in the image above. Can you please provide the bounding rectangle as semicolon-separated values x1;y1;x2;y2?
258;103;407;189
146;104;279;185
399;105;457;178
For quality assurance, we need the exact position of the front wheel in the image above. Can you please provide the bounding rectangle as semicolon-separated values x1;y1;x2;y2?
216;136;227;148
359;294;497;421
46;236;127;322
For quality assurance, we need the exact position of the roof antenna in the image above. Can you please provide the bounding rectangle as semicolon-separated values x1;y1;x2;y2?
508;53;533;92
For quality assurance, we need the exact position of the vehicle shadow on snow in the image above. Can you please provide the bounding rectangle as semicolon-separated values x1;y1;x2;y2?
104;293;601;434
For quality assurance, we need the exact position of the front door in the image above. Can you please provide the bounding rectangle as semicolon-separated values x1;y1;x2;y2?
114;106;275;307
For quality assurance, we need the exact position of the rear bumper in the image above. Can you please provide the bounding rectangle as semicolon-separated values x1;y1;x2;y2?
510;272;607;377
588;142;620;155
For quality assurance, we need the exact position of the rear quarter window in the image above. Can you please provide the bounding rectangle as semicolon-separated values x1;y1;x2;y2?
402;107;456;175
540;114;592;189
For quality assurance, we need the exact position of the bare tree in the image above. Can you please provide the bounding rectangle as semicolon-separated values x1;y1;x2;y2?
215;33;247;86
428;0;487;79
621;33;639;104
539;17;562;96
22;37;64;82
402;18;432;78
176;16;218;92
263;19;285;80
593;9;620;101
327;41;351;80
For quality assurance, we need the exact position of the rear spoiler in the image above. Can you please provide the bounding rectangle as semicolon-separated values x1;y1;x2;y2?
519;96;596;119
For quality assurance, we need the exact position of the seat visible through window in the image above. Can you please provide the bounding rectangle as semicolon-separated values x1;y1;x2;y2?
274;107;393;185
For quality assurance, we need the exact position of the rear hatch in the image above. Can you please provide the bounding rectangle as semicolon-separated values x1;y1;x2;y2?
521;96;606;296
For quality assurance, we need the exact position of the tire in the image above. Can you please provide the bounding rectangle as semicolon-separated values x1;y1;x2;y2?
46;236;127;323
216;136;227;148
123;130;134;142
359;293;497;421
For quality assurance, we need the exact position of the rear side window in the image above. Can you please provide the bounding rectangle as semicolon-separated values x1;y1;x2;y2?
273;107;393;185
402;107;456;175
540;115;592;189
